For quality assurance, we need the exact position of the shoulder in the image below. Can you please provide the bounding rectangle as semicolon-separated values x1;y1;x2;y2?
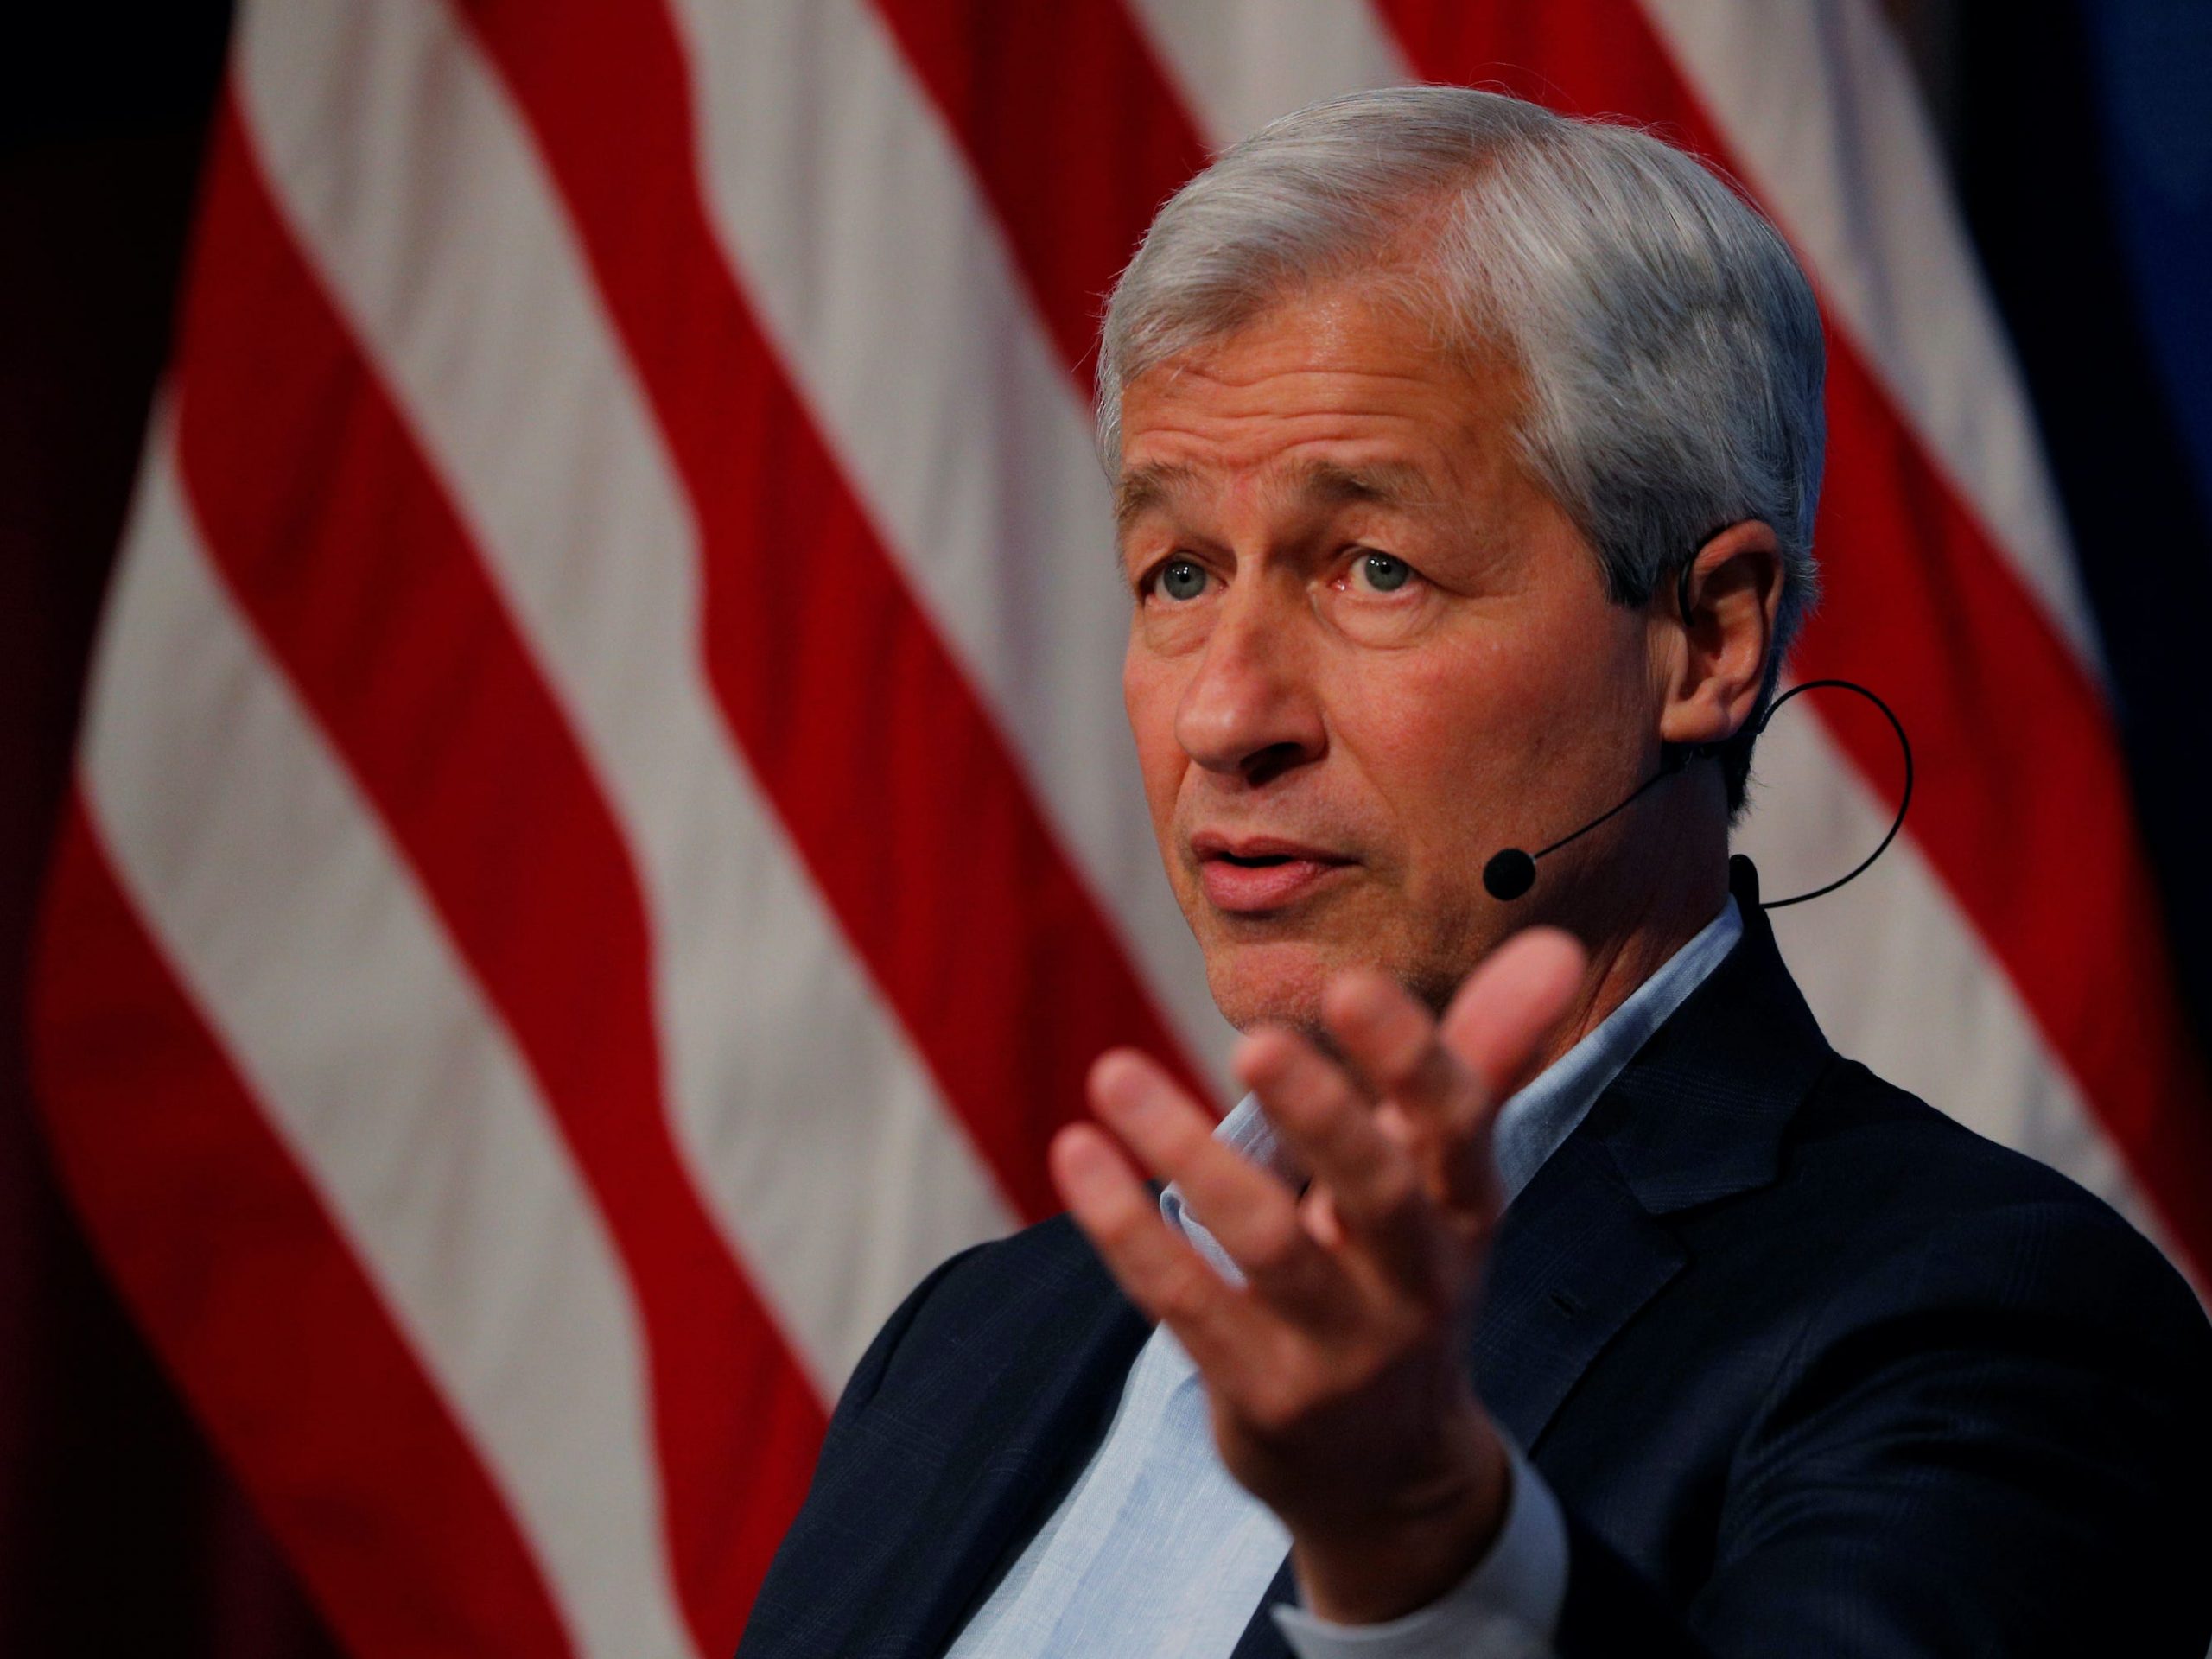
1735;1054;2209;1378
831;1213;1124;1417
906;1211;1113;1339
1800;1057;2187;1280
742;1224;1144;1654
1612;1045;2212;1441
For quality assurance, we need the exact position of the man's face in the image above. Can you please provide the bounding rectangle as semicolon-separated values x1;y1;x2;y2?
1116;284;1664;1033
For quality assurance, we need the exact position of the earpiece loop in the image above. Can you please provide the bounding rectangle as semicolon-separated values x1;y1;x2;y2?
1750;681;1914;909
1483;554;1913;906
1673;556;1913;909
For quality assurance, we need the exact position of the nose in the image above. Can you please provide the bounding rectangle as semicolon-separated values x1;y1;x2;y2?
1173;582;1325;787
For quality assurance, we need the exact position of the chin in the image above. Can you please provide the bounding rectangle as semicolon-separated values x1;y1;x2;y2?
1200;938;1346;1036
1197;912;1479;1033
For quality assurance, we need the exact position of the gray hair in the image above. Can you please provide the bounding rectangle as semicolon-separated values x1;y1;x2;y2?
1096;85;1826;815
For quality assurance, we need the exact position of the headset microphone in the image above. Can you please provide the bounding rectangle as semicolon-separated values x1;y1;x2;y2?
1481;678;1913;912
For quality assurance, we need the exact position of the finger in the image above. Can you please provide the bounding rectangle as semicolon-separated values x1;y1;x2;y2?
1319;969;1472;1138
1440;928;1588;1108
1319;969;1510;1219
1048;1122;1276;1382
1231;1027;1436;1287
1087;1051;1347;1320
1414;930;1586;1211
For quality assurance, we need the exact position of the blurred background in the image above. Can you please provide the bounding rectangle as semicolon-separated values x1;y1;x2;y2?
3;2;2208;1656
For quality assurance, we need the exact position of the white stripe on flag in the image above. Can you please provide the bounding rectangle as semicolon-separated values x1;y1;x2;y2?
232;0;1020;1389
660;0;1235;1084
1125;0;1410;148
81;416;697;1659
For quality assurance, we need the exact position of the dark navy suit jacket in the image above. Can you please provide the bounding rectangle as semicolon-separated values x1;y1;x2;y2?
739;858;2212;1656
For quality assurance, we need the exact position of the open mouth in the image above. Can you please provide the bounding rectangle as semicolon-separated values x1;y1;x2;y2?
1214;851;1298;868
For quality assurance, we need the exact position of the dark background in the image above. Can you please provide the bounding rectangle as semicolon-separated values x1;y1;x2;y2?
4;3;2206;1653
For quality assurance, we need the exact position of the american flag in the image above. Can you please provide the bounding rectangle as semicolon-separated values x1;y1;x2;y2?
28;1;2207;1656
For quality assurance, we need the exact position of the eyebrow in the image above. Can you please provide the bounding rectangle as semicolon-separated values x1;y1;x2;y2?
1113;462;1198;536
1112;457;1439;536
1286;458;1438;512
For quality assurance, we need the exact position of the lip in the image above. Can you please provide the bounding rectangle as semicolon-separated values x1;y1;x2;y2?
1189;832;1356;914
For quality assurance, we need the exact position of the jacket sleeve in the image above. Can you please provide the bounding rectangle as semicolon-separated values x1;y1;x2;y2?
1554;1199;2212;1658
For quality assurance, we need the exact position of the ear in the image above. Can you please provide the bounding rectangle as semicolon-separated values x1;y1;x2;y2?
1656;521;1783;749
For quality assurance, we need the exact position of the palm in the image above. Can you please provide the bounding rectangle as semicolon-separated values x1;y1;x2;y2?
1049;927;1588;1622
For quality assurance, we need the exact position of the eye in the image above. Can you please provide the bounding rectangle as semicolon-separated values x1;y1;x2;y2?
1154;558;1211;602
1352;550;1414;594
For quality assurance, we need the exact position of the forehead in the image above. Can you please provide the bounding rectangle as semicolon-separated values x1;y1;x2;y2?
1114;285;1527;525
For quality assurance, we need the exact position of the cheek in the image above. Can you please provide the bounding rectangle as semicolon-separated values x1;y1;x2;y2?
1338;612;1637;864
1352;642;1548;804
1122;645;1185;828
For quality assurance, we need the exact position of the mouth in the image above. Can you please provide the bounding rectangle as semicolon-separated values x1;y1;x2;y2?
1189;834;1356;914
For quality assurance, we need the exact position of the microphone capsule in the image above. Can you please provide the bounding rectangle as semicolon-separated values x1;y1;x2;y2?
1483;847;1537;902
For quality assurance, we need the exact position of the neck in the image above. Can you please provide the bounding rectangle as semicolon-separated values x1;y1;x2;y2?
1534;830;1731;1075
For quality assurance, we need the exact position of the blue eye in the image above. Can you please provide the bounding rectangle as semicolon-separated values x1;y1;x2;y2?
1358;552;1412;593
1157;559;1209;601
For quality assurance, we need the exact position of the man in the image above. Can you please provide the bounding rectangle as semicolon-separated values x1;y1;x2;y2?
737;86;2212;1657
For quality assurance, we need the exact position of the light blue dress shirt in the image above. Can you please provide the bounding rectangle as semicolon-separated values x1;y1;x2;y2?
948;897;1743;1659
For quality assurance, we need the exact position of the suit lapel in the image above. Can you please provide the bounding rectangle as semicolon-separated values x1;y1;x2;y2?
1478;856;1831;1443
1470;1136;1689;1447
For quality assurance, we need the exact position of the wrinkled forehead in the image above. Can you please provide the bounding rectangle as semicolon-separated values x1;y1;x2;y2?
1112;455;1446;538
1109;306;1539;553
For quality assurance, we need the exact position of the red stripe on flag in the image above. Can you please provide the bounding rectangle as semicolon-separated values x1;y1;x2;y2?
454;0;1210;1221
30;798;579;1659
175;99;823;1646
871;0;1211;385
1372;0;2212;1274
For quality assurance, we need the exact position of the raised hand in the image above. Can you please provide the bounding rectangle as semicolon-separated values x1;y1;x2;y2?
1048;927;1588;1623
